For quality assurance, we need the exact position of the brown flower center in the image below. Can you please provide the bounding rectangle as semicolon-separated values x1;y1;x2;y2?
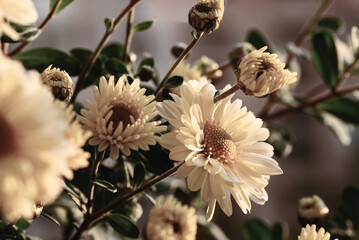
0;114;17;158
256;60;274;79
203;120;237;164
106;105;136;132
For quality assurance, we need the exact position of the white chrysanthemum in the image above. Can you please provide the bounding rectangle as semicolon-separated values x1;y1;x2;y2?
145;196;197;240
238;46;297;97
0;54;78;222
0;0;38;40
298;225;338;240
78;75;166;160
157;79;283;221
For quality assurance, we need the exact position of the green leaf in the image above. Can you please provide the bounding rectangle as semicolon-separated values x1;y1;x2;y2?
138;57;155;70
317;98;359;124
105;58;128;76
242;219;286;240
94;179;117;193
131;20;156;34
41;209;61;226
105;213;139;238
0;221;26;240
50;0;74;14
247;30;272;52
13;48;79;75
14;219;30;231
165;75;184;88
64;180;87;212
315;17;342;32
133;162;146;188
1;24;41;43
266;125;294;158
311;31;339;88
101;43;124;59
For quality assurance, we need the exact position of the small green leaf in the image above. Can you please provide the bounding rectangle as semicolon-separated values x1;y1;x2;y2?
105;58;128;76
165;75;184;88
41;209;61;226
15;219;30;231
266;125;294;158
214;90;221;98
104;17;114;33
315;17;342;32
247;30;272;52
13;48;79;75
311;31;339;88
105;213;140;238
1;24;41;43
133;162;146;188
317;98;359;124
94;179;117;193
242;219;286;240
131;20;156;34
138;57;155;70
101;43;124;59
50;0;74;14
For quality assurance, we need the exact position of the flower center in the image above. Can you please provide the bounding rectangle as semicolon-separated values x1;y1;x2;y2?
256;60;274;79
0;114;17;158
203;120;237;164
107;105;136;132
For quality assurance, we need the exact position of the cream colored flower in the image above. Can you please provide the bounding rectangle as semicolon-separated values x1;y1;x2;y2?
237;46;297;97
55;101;91;178
145;196;197;240
40;65;73;102
78;75;166;160
298;224;338;240
0;0;38;40
0;54;78;222
193;56;222;79
157;79;282;221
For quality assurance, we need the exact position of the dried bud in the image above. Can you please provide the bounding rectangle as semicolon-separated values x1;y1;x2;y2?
188;0;224;34
237;46;297;97
229;42;256;69
40;65;73;102
298;195;329;227
137;65;155;82
171;42;188;58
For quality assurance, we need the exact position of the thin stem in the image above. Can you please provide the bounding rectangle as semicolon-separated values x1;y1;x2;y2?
334;53;359;92
122;7;135;62
70;162;184;240
205;61;231;78
1;43;8;55
85;151;104;217
8;0;63;56
153;32;204;97
258;94;276;119
213;84;240;103
0;222;14;237
70;0;141;104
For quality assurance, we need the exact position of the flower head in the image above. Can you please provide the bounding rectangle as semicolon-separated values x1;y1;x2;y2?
157;79;282;221
298;195;329;226
237;46;297;97
78;75;166;160
298;224;338;240
0;0;38;40
0;54;80;221
145;196;197;240
40;65;73;102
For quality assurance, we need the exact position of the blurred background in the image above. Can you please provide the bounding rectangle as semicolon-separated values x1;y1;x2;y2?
21;0;359;239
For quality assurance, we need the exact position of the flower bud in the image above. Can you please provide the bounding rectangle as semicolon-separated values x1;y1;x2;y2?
237;46;297;97
228;42;256;69
137;65;155;82
40;65;73;102
193;56;222;81
33;203;44;218
298;195;329;227
171;42;188;58
188;0;224;34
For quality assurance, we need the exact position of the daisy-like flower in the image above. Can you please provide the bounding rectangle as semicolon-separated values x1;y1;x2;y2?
157;79;283;221
0;0;38;40
237;46;297;97
0;54;78;222
145;196;197;240
298;224;338;240
78;75;166;160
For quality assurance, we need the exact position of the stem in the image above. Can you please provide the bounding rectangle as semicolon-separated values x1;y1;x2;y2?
334;53;359;92
8;0;63;56
70;162;184;240
70;0;141;104
1;43;8;55
0;222;14;237
153;32;204;97
205;61;231;78
122;7;135;62
85;151;104;216
213;84;240;103
258;94;276;119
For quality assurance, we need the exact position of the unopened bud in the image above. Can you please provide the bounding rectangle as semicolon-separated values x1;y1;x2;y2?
229;42;256;69
33;203;43;218
188;0;224;34
137;65;155;82
298;195;329;227
171;42;188;58
40;65;73;102
193;56;222;81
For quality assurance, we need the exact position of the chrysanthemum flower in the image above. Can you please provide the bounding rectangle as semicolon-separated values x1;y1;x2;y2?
0;0;38;40
157;79;283;221
298;224;338;240
237;46;297;97
0;54;78;222
78;76;166;160
145;196;197;240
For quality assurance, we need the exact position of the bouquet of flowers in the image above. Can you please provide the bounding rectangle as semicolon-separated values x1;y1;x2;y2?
0;0;358;239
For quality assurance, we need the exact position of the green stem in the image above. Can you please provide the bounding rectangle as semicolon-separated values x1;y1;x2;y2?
122;6;135;62
70;0;141;104
8;0;63;56
153;32;204;97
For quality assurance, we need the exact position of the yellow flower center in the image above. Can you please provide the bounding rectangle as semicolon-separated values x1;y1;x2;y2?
0;114;17;157
203;120;237;164
107;105;136;132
